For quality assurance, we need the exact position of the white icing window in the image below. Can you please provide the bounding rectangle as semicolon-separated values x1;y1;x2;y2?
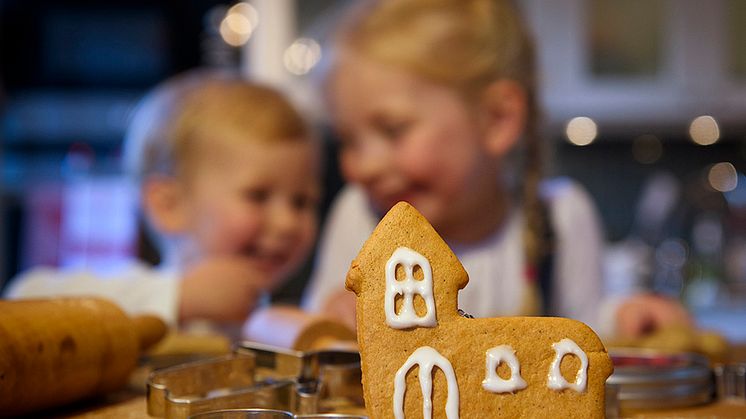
482;345;527;393
394;346;459;419
547;338;589;393
385;247;437;329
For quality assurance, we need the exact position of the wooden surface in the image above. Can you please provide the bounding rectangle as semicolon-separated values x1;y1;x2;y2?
49;343;746;418
626;401;746;418
55;393;746;419
52;393;147;419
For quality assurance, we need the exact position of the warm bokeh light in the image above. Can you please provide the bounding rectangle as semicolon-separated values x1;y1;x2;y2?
708;162;738;192
632;134;662;164
219;2;258;47
283;38;322;75
228;2;258;27
688;115;720;145
565;117;597;146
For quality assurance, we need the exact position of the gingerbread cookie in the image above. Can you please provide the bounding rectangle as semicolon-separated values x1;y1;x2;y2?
346;202;613;418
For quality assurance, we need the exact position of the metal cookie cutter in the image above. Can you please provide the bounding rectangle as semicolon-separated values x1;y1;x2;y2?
607;348;715;414
147;342;364;419
714;362;746;401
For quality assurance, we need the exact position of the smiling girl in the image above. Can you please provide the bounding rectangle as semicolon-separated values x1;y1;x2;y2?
303;0;691;338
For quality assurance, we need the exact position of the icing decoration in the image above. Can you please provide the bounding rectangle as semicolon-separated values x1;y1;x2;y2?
547;338;589;393
482;345;527;393
385;247;437;329
394;346;459;419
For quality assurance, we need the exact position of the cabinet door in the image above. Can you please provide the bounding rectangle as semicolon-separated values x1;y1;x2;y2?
521;0;746;131
588;0;666;79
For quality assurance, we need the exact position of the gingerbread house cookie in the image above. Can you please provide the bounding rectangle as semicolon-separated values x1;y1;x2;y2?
346;202;613;418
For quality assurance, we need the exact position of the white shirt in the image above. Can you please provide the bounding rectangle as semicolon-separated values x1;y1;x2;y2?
4;262;181;325
303;179;610;333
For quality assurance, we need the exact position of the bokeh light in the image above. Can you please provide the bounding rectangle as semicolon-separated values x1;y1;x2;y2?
565;117;597;146
708;162;738;192
219;2;258;47
688;115;720;145
283;38;322;75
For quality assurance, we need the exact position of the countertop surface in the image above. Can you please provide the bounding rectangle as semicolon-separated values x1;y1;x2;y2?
52;345;746;419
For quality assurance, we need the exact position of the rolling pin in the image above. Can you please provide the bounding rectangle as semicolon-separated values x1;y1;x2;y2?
0;297;167;416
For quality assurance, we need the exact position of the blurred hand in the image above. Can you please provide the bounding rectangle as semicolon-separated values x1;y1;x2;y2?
615;293;693;339
241;305;357;350
178;256;276;325
322;289;357;332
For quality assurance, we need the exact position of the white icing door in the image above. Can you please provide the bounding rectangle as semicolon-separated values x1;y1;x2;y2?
394;346;459;419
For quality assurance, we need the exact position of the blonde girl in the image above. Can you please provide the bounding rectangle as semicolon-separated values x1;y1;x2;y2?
303;0;690;337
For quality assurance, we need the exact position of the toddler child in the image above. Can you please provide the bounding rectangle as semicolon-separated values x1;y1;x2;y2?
6;70;321;328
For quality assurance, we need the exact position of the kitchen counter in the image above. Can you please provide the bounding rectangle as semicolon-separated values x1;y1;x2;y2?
48;342;746;419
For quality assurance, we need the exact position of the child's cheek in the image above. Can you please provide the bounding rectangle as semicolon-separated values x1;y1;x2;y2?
396;144;438;182
218;207;262;253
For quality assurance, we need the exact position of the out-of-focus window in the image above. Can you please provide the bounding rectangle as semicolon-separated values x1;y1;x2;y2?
728;0;746;79
588;0;666;78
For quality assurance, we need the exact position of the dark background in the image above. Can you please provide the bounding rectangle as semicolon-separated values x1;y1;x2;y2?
1;0;744;308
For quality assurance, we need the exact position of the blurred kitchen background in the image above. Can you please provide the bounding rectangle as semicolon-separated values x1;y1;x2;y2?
1;0;744;337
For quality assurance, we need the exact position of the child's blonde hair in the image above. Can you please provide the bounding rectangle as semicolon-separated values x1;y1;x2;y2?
123;69;311;183
335;0;548;274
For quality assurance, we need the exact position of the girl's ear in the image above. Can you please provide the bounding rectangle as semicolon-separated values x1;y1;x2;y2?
479;79;528;158
141;175;189;235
